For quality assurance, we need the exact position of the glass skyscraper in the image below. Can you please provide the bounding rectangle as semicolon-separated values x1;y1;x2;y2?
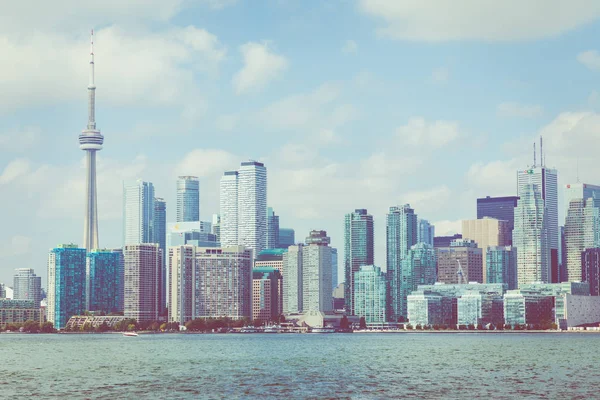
302;231;333;313
564;197;600;281
123;180;155;245
13;268;42;306
476;196;519;245
582;248;600;296
486;246;517;290
386;205;418;321
397;243;437;320
266;207;280;250
417;219;435;246
176;176;200;222
86;249;122;313
47;244;87;329
278;228;295;248
344;209;374;315
354;265;387;324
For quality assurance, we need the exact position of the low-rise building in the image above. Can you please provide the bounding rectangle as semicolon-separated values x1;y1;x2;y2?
503;290;554;327
65;315;128;330
0;299;43;327
407;290;443;326
252;267;283;323
556;294;600;329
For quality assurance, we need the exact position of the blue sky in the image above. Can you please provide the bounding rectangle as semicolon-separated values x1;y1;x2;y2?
2;0;600;286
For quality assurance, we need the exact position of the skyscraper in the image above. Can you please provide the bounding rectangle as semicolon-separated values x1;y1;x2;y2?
387;204;417;321
252;267;283;323
344;209;374;315
86;249;122;313
212;214;221;243
486;246;517;290
582;248;600;296
462;218;510;282
154;197;167;309
176;176;200;222
331;247;339;290
79;30;104;252
513;184;550;287
476;196;519;245
436;239;483;284
397;243;437;320
354;265;387;324
302;230;333;313
417;219;435;246
266;207;280;250
47;244;87;329
219;171;238;247
13;268;42;306
282;244;303;314
123;180;155;245
278;228;295;248
124;244;162;322
564;198;600;281
564;183;600;214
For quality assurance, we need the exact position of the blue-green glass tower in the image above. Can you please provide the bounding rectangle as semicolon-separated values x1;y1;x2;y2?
344;209;374;315
354;265;387;324
399;243;436;319
486;246;517;290
47;244;87;329
387;204;418;322
86;249;123;313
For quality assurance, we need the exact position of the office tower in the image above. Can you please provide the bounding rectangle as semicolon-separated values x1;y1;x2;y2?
166;222;218;248
462;218;509;282
564;183;600;214
387;204;418;321
333;283;345;310
436;239;483;284
344;209;374;314
517;146;559;281
112;248;124;312
513;184;550;287
80;31;104;252
433;234;462;248
154;197;167;309
302;230;333;313
476;196;519;245
331;247;338;290
354;265;387;324
176;176;200;222
283;244;303;314
13;268;42;306
417;219;435;246
255;248;287;275
252;267;283;323
564;198;600;281
219;171;238;247
238;161;268;255
86;249;122;313
278;228;295;248
0;283;5;299
266;207;280;250
124;244;162;322
560;226;567;282
582;248;600;296
396;243;437;320
47;244;87;329
123;180;155;245
486;246;517;290
168;245;195;324
212;214;221;243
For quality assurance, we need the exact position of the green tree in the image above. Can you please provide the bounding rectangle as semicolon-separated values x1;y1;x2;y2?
406;323;413;330
359;317;367;330
40;322;55;333
415;324;422;330
96;322;110;333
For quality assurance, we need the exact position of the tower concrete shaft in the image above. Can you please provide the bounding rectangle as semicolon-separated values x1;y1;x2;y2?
79;29;104;251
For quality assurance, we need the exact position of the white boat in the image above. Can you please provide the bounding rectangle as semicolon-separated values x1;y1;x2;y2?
240;326;258;333
309;326;336;334
122;332;139;337
263;325;282;333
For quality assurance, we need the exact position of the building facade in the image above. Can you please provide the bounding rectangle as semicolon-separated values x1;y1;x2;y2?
13;268;42;306
0;300;43;328
176;176;200;222
486;246;517;290
462;218;510;282
255;248;287;275
582;248;600;296
354;265;387;324
219;171;238;247
278;228;295;248
564;198;600;282
331;247;339;290
564;183;600;214
417;219;435;246
345;209;375;315
47;244;87;329
252;267;283;322
86;249;122;314
302;231;333;313
266;207;280;250
283;244;303;314
395;243;436;321
154;197;167;308
123;180;155;245
436;239;483;285
476;196;519;245
124;244;162;322
433;234;462;248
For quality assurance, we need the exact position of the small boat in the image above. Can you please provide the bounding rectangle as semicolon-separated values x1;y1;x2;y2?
263;325;282;333
122;332;139;337
240;326;258;333
309;325;336;334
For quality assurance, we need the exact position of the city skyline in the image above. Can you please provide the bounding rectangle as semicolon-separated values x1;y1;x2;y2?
3;2;600;285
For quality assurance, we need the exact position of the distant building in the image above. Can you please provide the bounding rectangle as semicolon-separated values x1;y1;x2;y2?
124;244;162;323
255;248;287;275
564;198;600;282
154;197;167;308
345;209;374;315
47;244;87;329
123;180;155;245
331;247;338;290
564;183;600;214
13;268;42;306
433;234;462;248
303;231;333;313
582;248;600;296
407;291;443;326
252;267;283;323
0;299;43;328
417;219;435;246
283;244;303;314
166;221;218;248
278;228;295;248
86;249;122;314
176;176;200;222
219;171;239;247
354;265;387;324
476;196;519;245
436;239;483;284
266;207;280;250
503;290;554;327
333;283;345;311
66;315;127;330
462;218;510;282
556;294;600;329
457;290;504;326
395;243;436;321
486;246;517;290
212;214;221;243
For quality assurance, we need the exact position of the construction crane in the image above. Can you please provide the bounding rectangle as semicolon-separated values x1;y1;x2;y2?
456;259;466;285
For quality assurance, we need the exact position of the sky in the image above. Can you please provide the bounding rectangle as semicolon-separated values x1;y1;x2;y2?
2;0;600;287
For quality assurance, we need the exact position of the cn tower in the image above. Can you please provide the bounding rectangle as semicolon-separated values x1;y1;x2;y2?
79;30;103;251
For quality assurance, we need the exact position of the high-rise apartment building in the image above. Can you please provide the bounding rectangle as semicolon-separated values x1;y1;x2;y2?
168;245;195;324
486;246;517;290
564;183;600;214
176;176;200;222
166;222;218;248
212;214;221;243
331;247;338;290
252;267;283;323
123;180;155;245
582;248;600;296
513;184;550;287
436;239;483;284
302;231;333;313
344;209;374;315
86;249;122;313
387;204;418;321
462;218;509;282
278;228;295;248
124;244;162;322
282;244;303;314
47;244;87;329
417;219;435;246
13;268;42;306
354;265;387;324
219;171;238;247
154;197;167;308
564;198;600;282
266;207;280;250
433;234;462;248
255;248;287;275
396;243;437;320
476;196;519;245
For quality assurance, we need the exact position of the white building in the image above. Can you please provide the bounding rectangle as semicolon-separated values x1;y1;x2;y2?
123;180;155;245
283;244;303;314
564;198;600;281
219;171;239;247
302;231;333;313
176;176;200;222
124;244;162;322
564;182;600;214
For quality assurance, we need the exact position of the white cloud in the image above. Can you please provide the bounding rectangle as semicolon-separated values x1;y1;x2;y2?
199;0;238;9
232;42;289;94
396;117;462;147
0;159;31;184
577;50;600;70
497;102;543;118
0;126;39;152
175;149;239;178
467;159;520;196
359;0;600;41
432;220;463;236
342;40;358;54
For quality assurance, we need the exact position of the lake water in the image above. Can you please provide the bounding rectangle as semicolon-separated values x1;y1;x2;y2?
1;332;597;399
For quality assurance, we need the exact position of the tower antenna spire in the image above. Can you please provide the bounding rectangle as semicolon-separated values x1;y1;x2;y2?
533;142;536;167
540;136;544;167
